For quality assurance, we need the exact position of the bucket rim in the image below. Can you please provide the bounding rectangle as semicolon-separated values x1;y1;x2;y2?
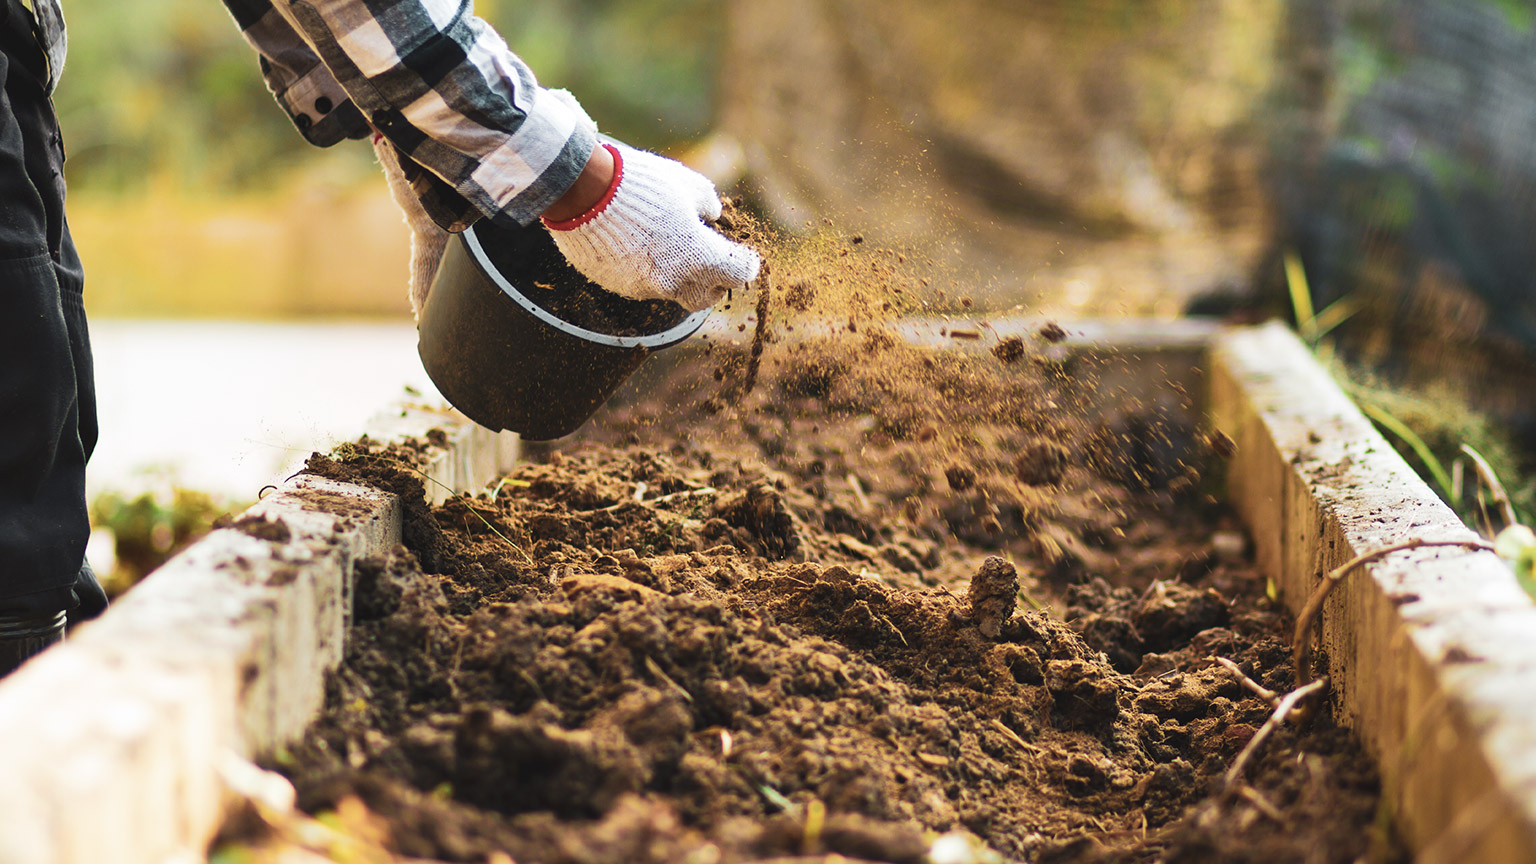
463;223;711;350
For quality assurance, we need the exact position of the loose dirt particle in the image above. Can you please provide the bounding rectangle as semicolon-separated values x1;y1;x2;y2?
944;463;977;491
1207;429;1238;459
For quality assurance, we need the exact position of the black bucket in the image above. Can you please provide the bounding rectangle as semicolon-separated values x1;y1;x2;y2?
417;219;710;440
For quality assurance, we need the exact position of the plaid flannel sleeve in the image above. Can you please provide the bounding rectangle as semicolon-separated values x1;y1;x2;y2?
221;0;598;229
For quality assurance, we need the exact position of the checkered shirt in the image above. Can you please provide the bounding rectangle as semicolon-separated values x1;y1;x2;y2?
222;0;598;230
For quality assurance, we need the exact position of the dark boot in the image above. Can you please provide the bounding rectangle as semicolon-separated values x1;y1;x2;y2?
0;609;65;678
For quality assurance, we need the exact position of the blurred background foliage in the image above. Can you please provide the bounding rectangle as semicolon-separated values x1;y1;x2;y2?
89;486;236;597
57;0;724;319
55;0;723;193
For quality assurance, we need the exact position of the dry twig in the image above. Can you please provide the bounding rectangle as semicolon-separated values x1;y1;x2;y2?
644;656;694;703
1213;656;1279;706
1237;784;1286;823
597;484;715;513
738;271;773;397
989;718;1041;753
1222;676;1329;794
1292;539;1493;698
646;486;718;506
846;473;873;513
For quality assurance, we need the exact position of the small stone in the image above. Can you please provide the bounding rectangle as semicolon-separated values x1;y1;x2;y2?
991;336;1026;363
1210;530;1246;563
1014;440;1070;486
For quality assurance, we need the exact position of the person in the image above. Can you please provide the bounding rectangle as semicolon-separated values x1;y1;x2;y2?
0;0;108;677
223;0;760;313
0;0;759;677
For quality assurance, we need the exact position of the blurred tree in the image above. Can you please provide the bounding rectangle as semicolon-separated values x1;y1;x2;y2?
715;0;1283;312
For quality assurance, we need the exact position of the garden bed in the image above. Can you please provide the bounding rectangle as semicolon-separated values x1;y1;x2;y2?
236;323;1393;862
3;319;1532;864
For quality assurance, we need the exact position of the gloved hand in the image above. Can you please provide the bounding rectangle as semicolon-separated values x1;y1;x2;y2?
374;134;450;318
377;87;758;314
542;140;761;312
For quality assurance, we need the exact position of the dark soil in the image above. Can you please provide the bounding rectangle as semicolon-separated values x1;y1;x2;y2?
265;324;1401;864
232;513;292;544
469;218;693;338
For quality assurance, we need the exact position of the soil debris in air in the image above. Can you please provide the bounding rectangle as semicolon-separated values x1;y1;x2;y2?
246;213;1402;864
992;335;1027;363
1014;439;1070;486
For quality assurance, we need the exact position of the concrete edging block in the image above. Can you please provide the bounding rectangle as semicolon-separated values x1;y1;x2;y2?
1209;321;1536;862
365;402;520;505
0;407;501;864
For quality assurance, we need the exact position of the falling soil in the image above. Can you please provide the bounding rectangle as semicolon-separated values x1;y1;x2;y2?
261;321;1401;864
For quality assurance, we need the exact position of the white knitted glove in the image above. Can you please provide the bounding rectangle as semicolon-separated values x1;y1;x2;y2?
543;141;761;311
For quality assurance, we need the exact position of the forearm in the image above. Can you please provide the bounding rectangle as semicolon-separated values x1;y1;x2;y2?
542;144;617;224
224;0;597;227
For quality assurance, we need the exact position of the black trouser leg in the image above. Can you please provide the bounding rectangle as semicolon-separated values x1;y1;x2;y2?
0;609;63;674
0;0;102;675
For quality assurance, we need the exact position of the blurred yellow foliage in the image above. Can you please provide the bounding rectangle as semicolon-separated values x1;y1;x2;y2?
71;175;414;319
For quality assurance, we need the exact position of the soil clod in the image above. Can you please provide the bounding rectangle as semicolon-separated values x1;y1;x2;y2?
233;514;292;543
968;555;1019;638
992;335;1027;363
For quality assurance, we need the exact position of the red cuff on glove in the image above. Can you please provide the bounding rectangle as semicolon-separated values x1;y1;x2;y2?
542;144;624;232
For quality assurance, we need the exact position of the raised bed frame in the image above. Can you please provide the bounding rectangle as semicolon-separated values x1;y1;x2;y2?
0;320;1531;863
